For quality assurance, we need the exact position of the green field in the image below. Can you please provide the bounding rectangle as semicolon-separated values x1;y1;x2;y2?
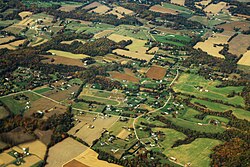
165;138;222;167
0;20;18;27
165;116;225;133
174;73;245;107
108;119;133;136
34;87;51;94
115;25;149;40
0;92;40;115
191;99;250;121
67;22;115;34
22;0;82;8
181;107;229;124
152;33;191;46
153;128;187;150
163;3;193;15
189;16;225;27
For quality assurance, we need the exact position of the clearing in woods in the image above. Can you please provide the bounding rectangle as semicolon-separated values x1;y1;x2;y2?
194;33;232;58
48;50;89;59
204;2;227;14
113;49;154;62
42;55;85;67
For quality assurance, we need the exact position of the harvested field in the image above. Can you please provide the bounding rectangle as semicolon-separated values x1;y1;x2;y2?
107;10;123;19
46;137;88;167
109;71;139;83
68;114;118;146
25;97;67;118
113;49;154;62
108;34;148;53
0;153;15;165
94;30;114;38
64;160;88;167
0;36;15;44
19;140;47;159
171;0;185;6
217;21;250;32
83;2;102;10
8;39;26;47
34;129;53;146
0;39;26;50
48;50;89;59
89;5;110;14
204;2;227;14
74;148;122;167
107;6;133;19
146;66;167;80
19;11;32;19
22;155;41;167
194;33;232;58
149;5;179;15
42;55;85;67
228;34;250;56
116;129;131;139
238;51;250;66
30;37;48;47
114;6;133;15
195;0;212;8
59;4;82;12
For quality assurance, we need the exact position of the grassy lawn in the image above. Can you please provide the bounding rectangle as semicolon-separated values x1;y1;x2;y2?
34;87;51;94
191;99;250;121
174;73;245;107
165;138;222;167
153;128;186;150
0;92;40;115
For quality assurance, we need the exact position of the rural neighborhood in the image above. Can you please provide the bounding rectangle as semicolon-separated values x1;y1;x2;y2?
0;0;249;167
